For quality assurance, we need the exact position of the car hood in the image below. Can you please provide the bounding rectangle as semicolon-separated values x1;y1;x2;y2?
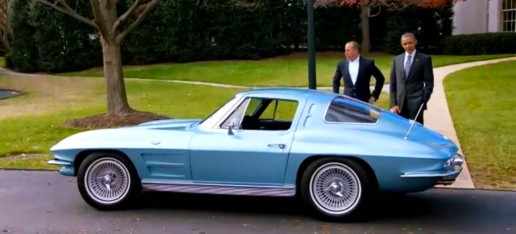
51;119;202;151
135;118;201;128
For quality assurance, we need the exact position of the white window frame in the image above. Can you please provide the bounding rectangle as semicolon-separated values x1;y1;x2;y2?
501;0;516;32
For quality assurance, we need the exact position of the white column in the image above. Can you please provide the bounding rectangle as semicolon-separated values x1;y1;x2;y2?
488;0;501;32
453;0;489;35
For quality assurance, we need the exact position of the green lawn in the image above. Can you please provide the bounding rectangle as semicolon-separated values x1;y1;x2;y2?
444;60;516;190
63;52;515;87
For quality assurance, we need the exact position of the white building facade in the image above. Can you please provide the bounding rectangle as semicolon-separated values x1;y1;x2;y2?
453;0;516;35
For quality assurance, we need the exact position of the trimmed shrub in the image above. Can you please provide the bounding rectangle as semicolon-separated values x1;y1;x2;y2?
442;33;516;55
7;0;101;73
6;0;457;72
6;0;38;72
314;6;361;51
124;0;362;62
29;1;102;73
384;3;453;55
122;0;294;63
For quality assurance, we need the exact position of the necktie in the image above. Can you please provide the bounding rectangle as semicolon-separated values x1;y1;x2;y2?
404;55;412;77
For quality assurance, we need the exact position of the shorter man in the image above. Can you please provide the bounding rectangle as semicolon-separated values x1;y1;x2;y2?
332;41;385;104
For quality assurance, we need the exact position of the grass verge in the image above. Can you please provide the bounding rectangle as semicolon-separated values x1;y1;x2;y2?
444;60;516;190
62;52;515;87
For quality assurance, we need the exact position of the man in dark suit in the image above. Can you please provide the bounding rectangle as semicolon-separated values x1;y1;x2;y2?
332;41;385;104
389;32;434;124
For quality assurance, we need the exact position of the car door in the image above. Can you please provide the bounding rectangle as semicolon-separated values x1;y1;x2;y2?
189;97;299;186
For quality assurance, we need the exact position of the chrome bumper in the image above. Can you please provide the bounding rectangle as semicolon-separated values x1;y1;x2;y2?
400;154;464;185
48;159;72;166
48;159;75;176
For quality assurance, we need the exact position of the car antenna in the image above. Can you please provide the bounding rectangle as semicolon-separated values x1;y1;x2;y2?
404;103;425;140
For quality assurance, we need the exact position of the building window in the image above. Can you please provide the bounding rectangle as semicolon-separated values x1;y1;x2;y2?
502;0;516;32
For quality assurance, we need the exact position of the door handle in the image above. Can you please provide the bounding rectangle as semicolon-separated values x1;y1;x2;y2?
268;144;286;149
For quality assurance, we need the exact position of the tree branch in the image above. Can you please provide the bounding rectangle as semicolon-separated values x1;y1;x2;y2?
35;0;96;28
89;0;110;40
112;0;142;35
0;20;7;29
368;6;381;17
115;0;159;44
0;13;6;24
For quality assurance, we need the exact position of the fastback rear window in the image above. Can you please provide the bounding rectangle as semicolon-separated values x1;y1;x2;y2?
324;97;381;123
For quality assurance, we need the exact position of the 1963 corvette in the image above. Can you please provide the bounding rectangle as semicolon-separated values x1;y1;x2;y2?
48;88;463;219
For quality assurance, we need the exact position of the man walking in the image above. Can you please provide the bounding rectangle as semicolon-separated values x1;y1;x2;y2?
389;32;434;124
332;41;385;104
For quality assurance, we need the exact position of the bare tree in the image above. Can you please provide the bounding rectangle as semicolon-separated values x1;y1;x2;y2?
316;0;460;53
34;0;159;115
0;0;12;53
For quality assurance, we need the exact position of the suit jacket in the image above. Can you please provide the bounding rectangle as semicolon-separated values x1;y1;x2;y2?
332;57;385;102
389;51;434;111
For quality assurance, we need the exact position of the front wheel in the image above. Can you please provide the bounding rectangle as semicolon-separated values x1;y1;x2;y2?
301;158;369;219
77;152;141;210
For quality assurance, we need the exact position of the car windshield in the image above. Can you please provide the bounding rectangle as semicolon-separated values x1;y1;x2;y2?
325;96;383;123
197;96;239;126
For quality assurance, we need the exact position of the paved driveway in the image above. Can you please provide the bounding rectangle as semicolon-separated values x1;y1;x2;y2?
0;170;514;233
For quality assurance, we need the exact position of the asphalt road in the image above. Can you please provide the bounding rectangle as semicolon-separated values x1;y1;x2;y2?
0;170;514;234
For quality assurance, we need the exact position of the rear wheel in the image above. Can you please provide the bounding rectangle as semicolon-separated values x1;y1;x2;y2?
77;152;141;210
301;158;369;219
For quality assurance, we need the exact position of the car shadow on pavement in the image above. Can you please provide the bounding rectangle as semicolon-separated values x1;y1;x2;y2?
135;190;435;222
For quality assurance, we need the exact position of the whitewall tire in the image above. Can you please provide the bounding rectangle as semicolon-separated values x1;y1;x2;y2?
77;152;141;210
301;158;370;219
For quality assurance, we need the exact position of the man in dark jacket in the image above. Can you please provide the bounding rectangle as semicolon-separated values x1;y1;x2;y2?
389;32;434;124
332;41;385;104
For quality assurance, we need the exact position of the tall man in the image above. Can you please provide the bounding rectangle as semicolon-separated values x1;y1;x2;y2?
389;32;434;124
332;41;385;104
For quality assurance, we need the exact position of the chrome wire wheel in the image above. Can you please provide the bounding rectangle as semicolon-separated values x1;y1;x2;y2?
84;158;131;205
309;162;362;215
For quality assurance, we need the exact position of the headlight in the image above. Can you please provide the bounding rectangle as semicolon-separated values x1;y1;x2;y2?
444;156;454;169
444;154;464;171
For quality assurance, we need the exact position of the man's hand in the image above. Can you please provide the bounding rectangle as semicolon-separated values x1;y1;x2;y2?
390;106;400;114
368;96;376;104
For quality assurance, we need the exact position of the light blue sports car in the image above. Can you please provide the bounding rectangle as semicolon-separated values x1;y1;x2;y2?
49;88;463;219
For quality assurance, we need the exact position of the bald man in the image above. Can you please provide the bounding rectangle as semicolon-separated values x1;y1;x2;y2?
332;41;385;104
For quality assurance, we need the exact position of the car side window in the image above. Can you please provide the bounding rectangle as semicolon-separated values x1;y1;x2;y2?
260;99;298;121
325;97;381;123
220;98;250;129
222;97;298;131
244;98;262;117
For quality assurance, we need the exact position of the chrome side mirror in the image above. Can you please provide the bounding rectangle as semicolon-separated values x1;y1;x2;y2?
228;123;235;135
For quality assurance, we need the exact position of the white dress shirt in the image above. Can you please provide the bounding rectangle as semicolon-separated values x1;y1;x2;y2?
348;56;360;85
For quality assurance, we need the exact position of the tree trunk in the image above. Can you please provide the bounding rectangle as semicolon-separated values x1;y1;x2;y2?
360;6;371;53
97;0;132;115
100;37;132;115
1;31;10;53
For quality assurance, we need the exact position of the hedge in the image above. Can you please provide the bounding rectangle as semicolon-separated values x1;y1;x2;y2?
6;0;454;72
442;33;516;55
6;0;101;73
384;3;453;55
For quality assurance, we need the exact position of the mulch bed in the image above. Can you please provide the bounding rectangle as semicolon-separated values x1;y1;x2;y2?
64;110;170;129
